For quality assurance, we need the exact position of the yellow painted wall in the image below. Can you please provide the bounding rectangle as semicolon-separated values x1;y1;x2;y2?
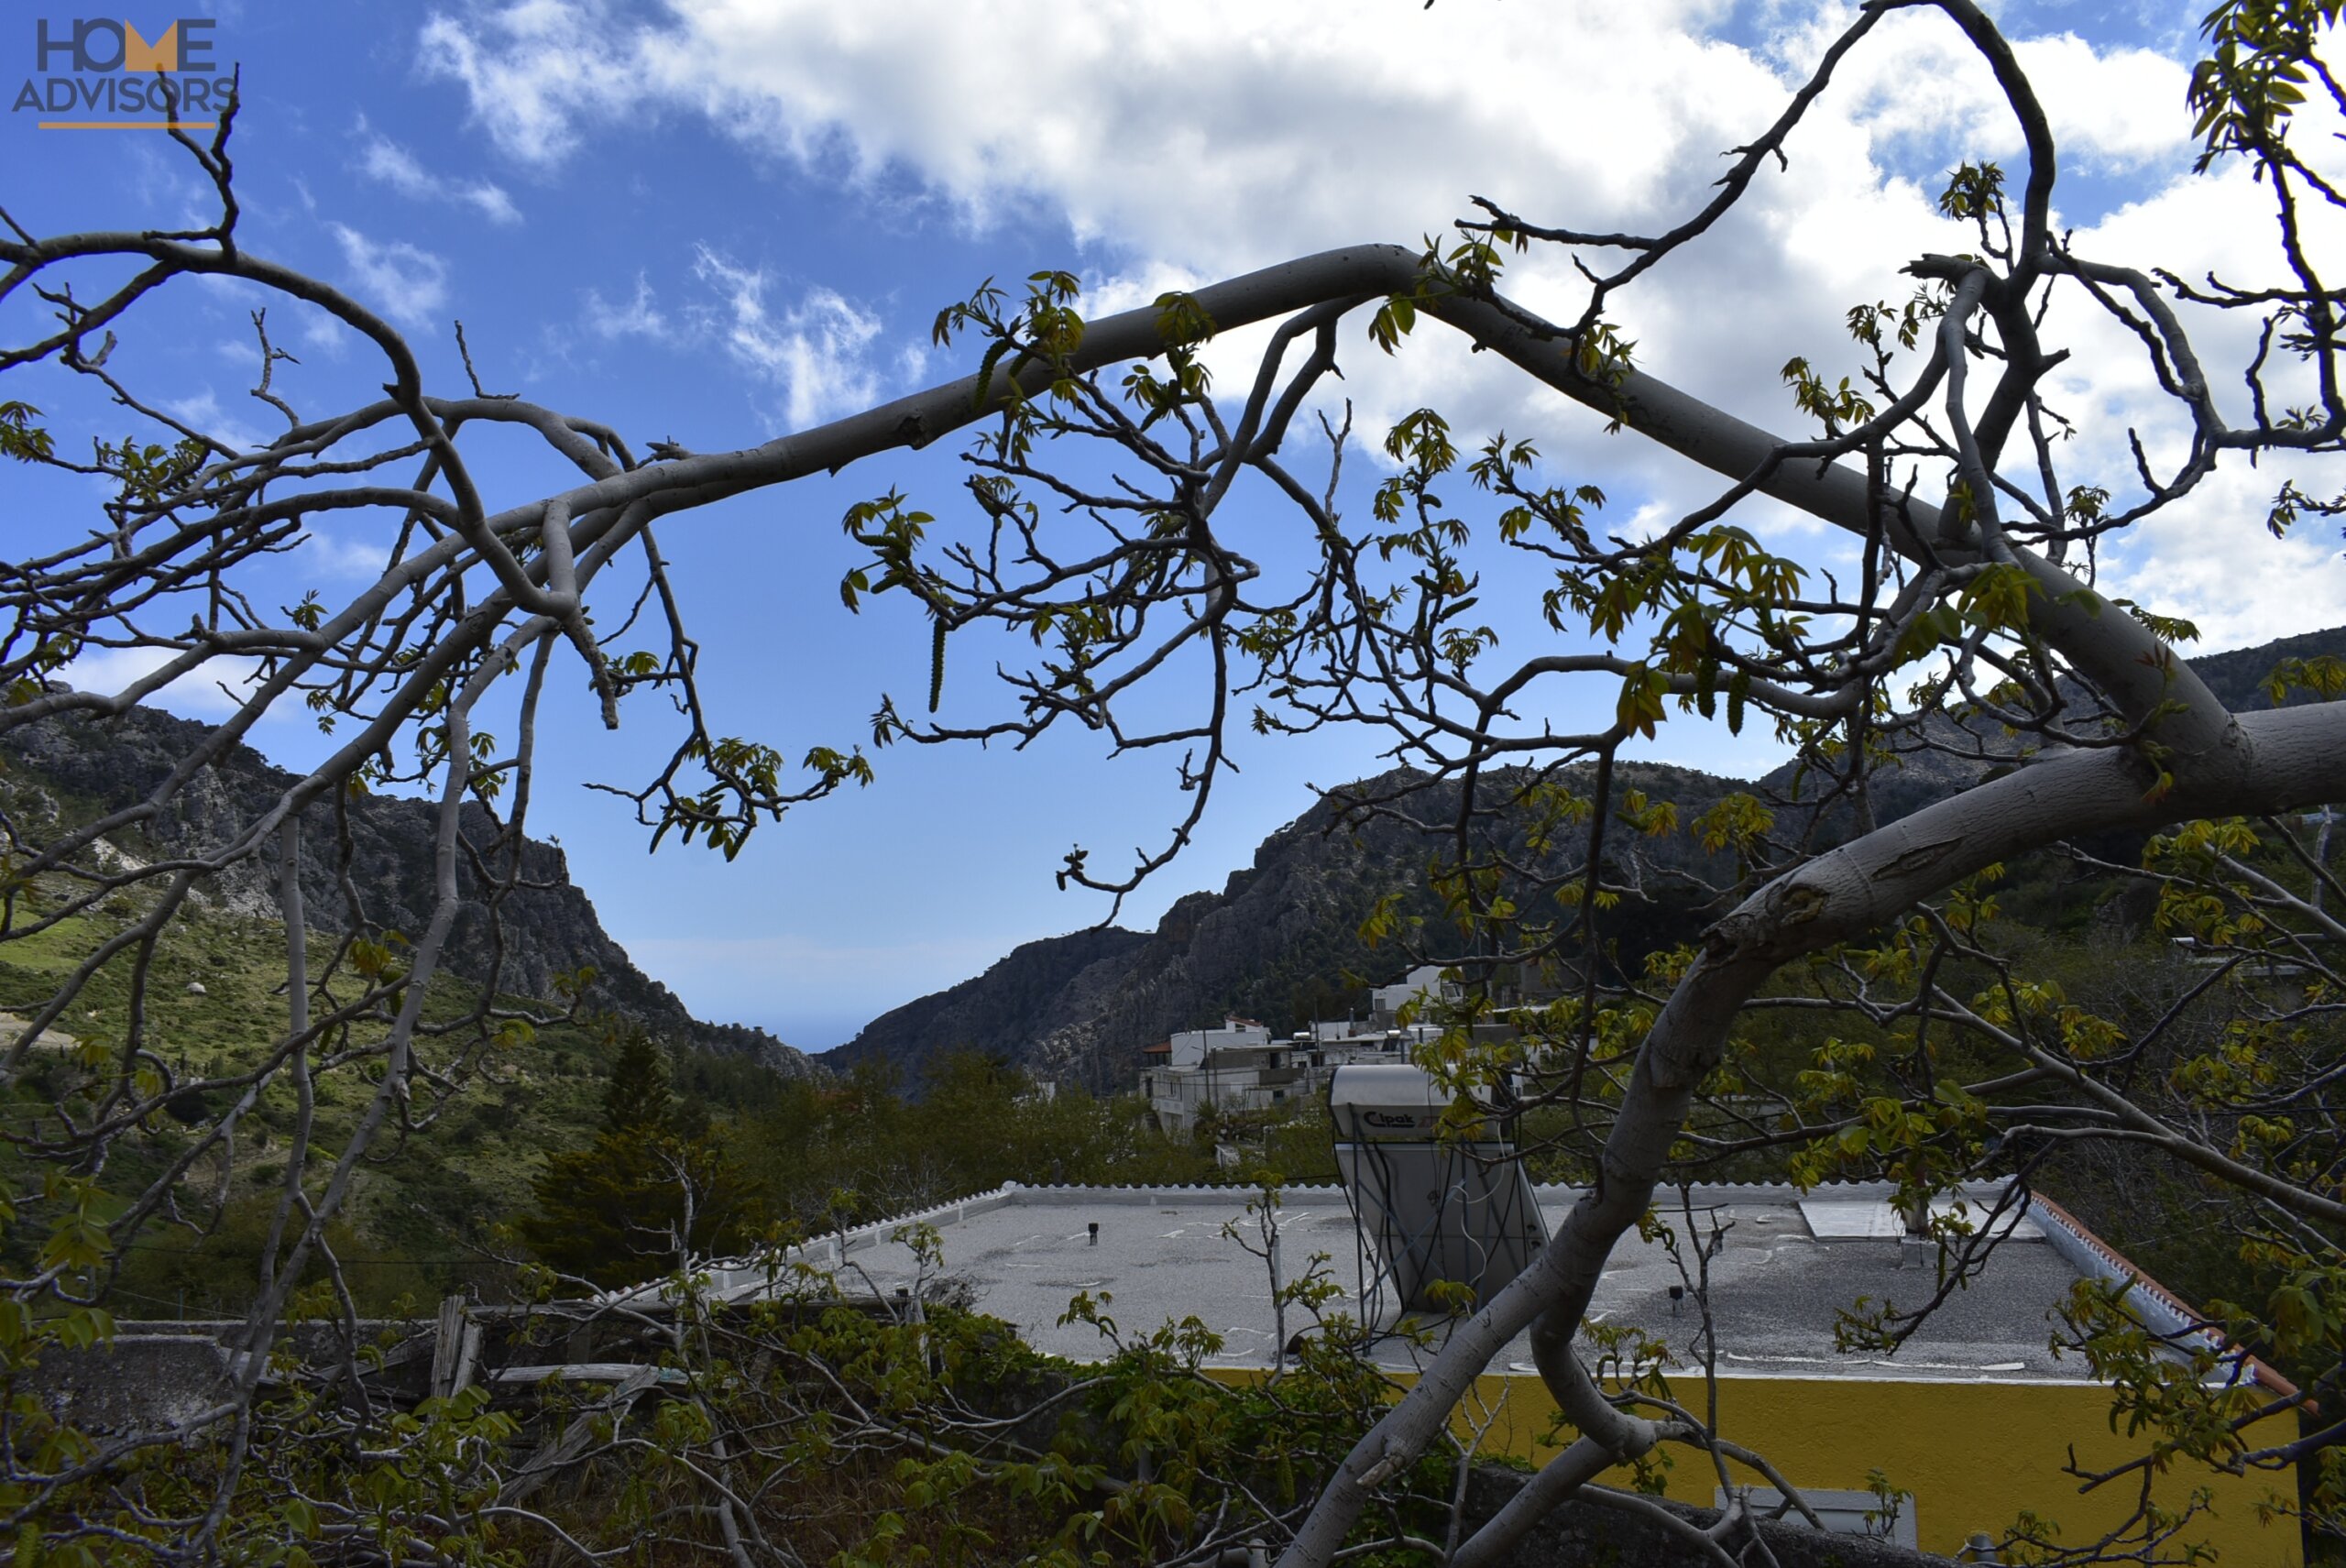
1438;1374;2296;1564
1211;1370;2301;1564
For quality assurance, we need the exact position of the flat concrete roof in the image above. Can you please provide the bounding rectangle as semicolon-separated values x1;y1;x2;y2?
722;1182;2108;1384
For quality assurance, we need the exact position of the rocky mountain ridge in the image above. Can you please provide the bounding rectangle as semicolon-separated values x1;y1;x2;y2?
826;623;2346;1092
826;760;1742;1091
0;703;814;1078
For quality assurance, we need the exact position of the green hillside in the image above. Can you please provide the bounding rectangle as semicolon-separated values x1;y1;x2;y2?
0;874;637;1314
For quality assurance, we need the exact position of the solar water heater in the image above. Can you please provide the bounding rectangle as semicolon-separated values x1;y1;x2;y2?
1328;1063;1546;1322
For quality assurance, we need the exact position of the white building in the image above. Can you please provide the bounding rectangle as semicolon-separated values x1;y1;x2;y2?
1165;1016;1273;1069
1367;964;1462;1018
1135;971;1495;1136
1139;1016;1444;1135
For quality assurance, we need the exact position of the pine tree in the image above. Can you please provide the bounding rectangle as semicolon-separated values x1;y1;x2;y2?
600;1028;673;1135
522;1025;760;1287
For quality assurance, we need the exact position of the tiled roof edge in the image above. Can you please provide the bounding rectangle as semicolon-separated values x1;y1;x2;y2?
2028;1192;2296;1398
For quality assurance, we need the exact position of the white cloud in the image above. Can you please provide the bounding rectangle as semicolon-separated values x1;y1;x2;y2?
60;645;270;720
403;2;2198;445
327;223;451;328
421;0;1780;269
415;1;2346;649
1765;7;2191;174
295;528;400;583
2103;464;2346;652
160;389;271;455
585;271;666;338
299;309;355;359
418;0;650;166
689;247;882;429
355;123;522;225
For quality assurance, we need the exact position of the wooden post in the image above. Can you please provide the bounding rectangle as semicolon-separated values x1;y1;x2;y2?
427;1295;466;1400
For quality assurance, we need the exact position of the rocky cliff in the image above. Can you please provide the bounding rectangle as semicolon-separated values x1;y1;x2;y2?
0;703;814;1078
828;623;2346;1091
826;761;1740;1091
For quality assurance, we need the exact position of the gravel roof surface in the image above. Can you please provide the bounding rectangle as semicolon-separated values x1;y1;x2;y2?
740;1182;2089;1381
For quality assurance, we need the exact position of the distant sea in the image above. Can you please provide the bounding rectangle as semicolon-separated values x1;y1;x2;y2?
753;1011;869;1058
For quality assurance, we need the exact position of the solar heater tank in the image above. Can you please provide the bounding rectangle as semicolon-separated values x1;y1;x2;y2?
1328;1063;1546;1318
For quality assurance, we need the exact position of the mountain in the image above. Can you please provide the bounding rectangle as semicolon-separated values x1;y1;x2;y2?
0;701;815;1078
825;622;2346;1091
821;926;1153;1089
2176;624;2346;711
825;760;1745;1091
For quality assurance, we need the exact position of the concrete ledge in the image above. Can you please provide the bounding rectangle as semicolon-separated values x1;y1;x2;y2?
1464;1465;1957;1568
491;1364;689;1387
23;1334;236;1433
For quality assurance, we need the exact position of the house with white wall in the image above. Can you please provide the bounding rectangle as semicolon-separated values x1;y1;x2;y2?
1139;1015;1446;1135
1367;964;1462;1019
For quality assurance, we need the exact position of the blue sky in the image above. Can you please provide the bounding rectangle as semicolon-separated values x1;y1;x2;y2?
6;0;2344;1050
